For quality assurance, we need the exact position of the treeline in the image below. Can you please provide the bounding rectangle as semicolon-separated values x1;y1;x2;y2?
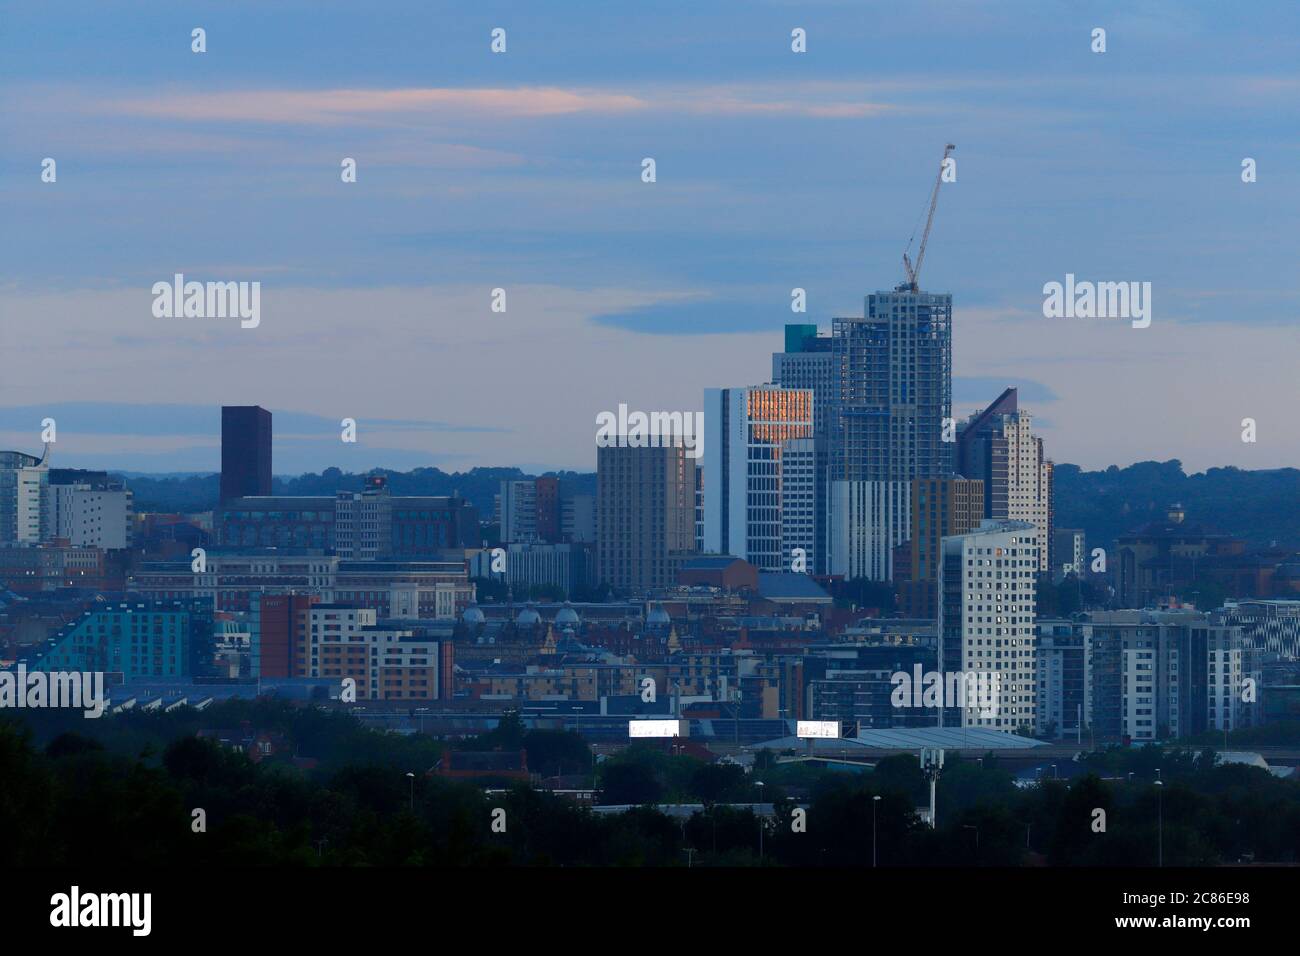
1054;459;1300;550
121;467;597;516
121;459;1300;555
3;704;1300;867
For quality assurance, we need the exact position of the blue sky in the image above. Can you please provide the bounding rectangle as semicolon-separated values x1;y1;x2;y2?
2;0;1298;474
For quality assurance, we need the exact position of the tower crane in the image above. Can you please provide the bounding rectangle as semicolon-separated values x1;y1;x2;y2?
899;143;955;293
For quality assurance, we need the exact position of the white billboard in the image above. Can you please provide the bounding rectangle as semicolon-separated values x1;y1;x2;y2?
628;719;685;738
796;720;841;739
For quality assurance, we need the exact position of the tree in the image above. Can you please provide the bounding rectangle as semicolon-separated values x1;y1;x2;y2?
598;762;663;805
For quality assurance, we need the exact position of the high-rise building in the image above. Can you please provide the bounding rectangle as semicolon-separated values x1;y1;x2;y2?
957;388;1053;572
773;324;836;438
703;385;813;571
220;406;272;501
780;437;820;573
1053;527;1087;580
1086;609;1258;742
251;593;318;678
938;519;1038;731
500;477;593;545
899;476;984;618
1035;619;1090;738
773;325;836;574
596;442;695;593
0;447;50;544
828;291;953;581
45;469;133;550
535;476;561;542
500;479;537;542
334;475;393;560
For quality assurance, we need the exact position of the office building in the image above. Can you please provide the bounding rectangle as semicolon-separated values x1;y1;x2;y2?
1218;600;1300;661
500;477;594;544
132;549;474;617
596;442;696;594
217;489;478;555
335;476;393;560
899;476;984;618
703;385;813;571
220;405;272;501
780;436;821;573
468;542;593;598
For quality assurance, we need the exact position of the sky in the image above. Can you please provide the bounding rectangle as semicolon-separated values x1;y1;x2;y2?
2;0;1298;476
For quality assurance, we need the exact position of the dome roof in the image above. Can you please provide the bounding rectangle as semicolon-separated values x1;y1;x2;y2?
555;604;581;626
515;604;541;627
462;604;486;625
646;605;671;627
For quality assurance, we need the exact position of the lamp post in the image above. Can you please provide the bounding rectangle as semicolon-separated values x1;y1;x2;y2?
405;771;415;812
756;781;766;860
1155;779;1164;868
872;795;881;867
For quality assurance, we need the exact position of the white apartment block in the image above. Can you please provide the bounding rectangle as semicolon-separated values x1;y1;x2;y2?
939;520;1038;731
780;437;817;572
47;482;133;549
1003;412;1053;572
828;479;910;581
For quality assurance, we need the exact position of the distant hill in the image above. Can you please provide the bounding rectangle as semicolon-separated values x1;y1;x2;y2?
120;467;597;517
119;459;1300;553
1053;460;1300;551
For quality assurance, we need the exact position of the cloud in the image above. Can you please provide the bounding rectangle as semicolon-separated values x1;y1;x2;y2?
102;84;891;126
590;297;783;335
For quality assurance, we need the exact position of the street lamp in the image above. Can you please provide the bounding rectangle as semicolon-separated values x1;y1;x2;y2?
872;795;881;868
1155;780;1164;867
756;781;766;860
405;771;415;812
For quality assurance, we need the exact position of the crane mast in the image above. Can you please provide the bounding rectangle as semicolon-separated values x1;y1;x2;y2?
900;143;955;293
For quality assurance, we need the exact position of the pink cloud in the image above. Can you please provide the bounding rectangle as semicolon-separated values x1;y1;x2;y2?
103;84;892;125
